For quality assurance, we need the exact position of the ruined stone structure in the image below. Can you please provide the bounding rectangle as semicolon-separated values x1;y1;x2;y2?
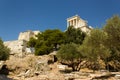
18;30;40;41
4;30;40;57
4;40;27;56
67;15;92;33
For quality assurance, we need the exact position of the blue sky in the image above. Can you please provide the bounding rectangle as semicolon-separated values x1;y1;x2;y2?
0;0;120;41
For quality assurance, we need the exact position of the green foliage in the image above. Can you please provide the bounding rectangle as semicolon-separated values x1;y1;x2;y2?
57;43;84;71
84;29;107;48
27;37;37;47
0;39;10;60
41;29;65;50
35;43;52;55
65;26;86;44
80;29;110;70
78;15;120;71
103;15;120;71
27;15;120;71
57;43;80;61
103;15;120;49
83;29;110;57
29;29;65;55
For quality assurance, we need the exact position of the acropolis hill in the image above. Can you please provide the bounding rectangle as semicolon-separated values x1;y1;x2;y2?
2;15;120;80
4;15;92;57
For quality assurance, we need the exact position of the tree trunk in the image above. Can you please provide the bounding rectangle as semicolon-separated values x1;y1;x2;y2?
71;63;79;71
72;66;77;71
54;44;58;51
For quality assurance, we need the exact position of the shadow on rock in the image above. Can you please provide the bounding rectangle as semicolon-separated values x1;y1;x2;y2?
92;74;115;80
0;65;13;80
0;65;10;75
0;75;12;80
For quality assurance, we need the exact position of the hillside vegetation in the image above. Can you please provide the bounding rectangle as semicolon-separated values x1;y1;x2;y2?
0;15;120;80
28;15;120;71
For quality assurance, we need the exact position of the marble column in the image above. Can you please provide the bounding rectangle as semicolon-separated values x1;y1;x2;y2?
67;21;69;27
72;20;73;26
74;19;76;26
76;19;78;28
73;19;75;26
69;20;71;26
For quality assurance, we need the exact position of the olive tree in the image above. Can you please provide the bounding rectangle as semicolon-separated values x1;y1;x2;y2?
79;29;110;70
56;43;85;71
103;15;120;71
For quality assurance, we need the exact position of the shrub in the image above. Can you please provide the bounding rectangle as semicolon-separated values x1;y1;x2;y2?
0;39;10;60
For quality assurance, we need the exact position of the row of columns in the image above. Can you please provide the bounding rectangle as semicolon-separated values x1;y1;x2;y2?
67;19;78;27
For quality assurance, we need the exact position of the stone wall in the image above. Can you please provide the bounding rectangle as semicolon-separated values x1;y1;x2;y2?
4;40;27;55
18;30;34;41
18;30;40;41
4;30;40;56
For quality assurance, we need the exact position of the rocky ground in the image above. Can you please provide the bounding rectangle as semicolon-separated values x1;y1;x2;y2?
0;53;120;80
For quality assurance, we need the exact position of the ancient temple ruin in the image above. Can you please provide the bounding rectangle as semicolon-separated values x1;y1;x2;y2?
67;15;92;33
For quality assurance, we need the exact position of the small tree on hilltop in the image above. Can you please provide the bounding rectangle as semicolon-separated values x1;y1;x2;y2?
56;43;85;71
0;38;10;60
